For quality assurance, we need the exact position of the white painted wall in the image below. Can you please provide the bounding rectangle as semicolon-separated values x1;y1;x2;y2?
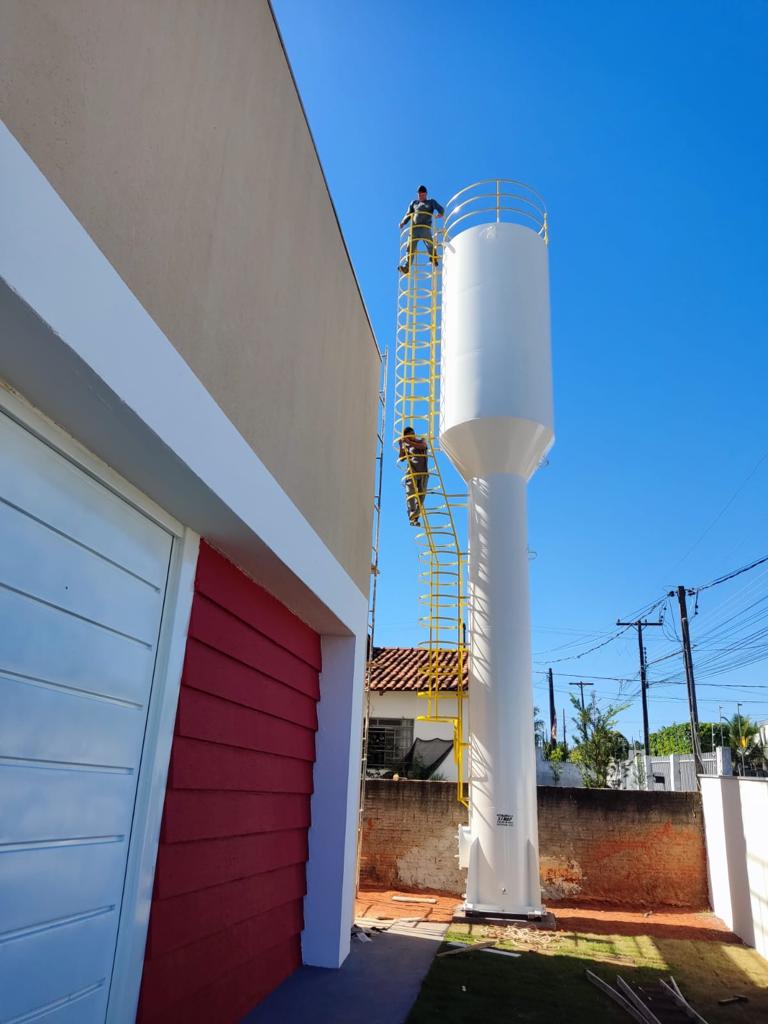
370;694;590;788
535;749;584;788
368;691;461;782
701;776;768;958
303;633;367;967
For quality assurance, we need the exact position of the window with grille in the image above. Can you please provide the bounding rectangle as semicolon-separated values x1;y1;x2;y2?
367;718;414;771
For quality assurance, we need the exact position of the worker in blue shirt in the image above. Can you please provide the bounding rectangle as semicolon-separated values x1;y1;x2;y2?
398;185;445;274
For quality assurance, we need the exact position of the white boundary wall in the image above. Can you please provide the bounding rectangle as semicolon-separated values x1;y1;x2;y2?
701;776;768;959
613;749;732;792
535;748;584;788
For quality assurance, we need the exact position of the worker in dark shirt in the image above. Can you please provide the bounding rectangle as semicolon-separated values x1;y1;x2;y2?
398;426;429;526
398;185;445;274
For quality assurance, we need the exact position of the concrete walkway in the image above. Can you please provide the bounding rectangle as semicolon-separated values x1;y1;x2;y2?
241;921;447;1024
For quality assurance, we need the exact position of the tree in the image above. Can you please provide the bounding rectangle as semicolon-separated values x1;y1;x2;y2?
543;740;569;761
649;722;727;756
726;712;765;772
568;694;630;788
542;739;570;784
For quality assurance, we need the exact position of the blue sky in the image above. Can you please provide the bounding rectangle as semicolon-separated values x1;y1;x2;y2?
273;0;768;742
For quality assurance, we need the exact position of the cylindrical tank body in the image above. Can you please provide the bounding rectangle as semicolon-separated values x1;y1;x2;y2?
441;222;553;478
441;216;554;916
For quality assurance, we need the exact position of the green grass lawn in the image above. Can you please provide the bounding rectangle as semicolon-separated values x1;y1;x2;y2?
404;927;768;1023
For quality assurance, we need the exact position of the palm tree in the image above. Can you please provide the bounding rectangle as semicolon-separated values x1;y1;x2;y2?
726;712;764;773
533;705;546;748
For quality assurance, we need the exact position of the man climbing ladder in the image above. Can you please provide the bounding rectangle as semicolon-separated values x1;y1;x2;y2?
398;426;429;526
398;185;444;274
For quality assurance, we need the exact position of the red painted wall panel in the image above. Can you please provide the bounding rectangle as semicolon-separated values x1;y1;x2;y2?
138;542;321;1023
177;686;316;760
140;938;301;1024
169;737;314;794
148;864;306;957
190;595;319;697
141;902;304;1012
162;790;311;843
183;638;318;728
194;544;321;671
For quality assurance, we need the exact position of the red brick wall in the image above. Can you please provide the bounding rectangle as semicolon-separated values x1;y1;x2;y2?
360;781;709;909
360;781;468;896
138;543;322;1024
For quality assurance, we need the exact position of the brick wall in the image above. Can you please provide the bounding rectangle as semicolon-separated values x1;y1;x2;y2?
361;780;469;896
360;781;709;909
138;543;321;1023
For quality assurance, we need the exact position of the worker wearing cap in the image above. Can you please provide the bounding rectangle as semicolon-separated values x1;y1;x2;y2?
398;185;445;274
398;426;429;526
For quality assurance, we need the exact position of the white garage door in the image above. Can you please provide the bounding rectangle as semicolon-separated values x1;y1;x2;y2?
0;408;174;1023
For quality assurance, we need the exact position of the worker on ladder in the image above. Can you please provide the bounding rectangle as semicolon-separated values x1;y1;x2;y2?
398;426;429;526
398;185;444;275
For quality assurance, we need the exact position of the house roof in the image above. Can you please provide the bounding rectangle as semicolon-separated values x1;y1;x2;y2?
367;646;467;692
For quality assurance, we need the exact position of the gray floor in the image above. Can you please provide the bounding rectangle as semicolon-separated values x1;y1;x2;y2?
241;922;447;1024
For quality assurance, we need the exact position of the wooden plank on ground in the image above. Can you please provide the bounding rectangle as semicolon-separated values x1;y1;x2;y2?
615;976;663;1024
585;970;647;1023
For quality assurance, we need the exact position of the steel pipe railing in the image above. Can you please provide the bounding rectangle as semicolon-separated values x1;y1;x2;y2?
443;178;548;244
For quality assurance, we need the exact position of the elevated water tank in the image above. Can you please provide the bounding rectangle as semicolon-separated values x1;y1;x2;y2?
440;180;554;916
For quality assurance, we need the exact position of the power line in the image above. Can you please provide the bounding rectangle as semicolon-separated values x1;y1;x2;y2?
651;681;768;690
530;560;768;735
534;669;639;683
695;554;768;593
535;625;634;664
533;627;619;658
673;448;768;568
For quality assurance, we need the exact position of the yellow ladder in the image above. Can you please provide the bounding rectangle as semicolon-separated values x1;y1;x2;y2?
394;228;469;805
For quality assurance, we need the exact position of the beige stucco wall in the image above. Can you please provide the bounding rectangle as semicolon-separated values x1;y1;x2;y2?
0;0;379;593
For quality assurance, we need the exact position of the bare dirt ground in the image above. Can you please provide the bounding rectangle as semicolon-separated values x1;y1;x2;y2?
356;888;460;924
356;887;738;942
547;899;740;942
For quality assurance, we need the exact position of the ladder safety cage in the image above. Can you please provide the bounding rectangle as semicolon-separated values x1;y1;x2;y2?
394;218;469;806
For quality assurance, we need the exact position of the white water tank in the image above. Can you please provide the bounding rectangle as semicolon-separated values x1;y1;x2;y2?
440;184;553;916
441;221;553;479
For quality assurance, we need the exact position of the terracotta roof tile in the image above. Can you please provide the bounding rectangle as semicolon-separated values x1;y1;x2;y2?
367;646;467;692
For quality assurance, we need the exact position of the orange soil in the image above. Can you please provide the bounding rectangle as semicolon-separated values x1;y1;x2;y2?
548;900;740;942
355;889;461;924
356;888;740;943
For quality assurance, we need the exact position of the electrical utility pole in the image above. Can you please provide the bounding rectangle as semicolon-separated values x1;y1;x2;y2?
671;586;704;776
569;680;593;710
548;668;556;744
616;618;663;756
